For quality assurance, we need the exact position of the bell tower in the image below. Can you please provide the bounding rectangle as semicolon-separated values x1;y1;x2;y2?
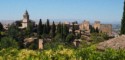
22;10;29;28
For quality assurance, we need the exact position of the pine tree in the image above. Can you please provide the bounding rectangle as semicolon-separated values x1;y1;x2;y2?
38;19;43;35
121;1;125;34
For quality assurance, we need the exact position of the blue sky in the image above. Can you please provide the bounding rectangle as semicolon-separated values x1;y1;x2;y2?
0;0;124;24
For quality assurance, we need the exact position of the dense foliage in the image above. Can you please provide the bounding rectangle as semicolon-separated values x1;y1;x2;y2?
37;19;43;35
0;37;18;49
121;1;125;34
0;22;3;31
90;33;109;43
0;15;121;60
0;45;125;60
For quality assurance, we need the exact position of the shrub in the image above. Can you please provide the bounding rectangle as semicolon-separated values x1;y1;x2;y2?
0;37;18;49
66;33;74;42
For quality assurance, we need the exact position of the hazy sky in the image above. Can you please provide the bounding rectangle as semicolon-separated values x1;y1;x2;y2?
0;0;124;24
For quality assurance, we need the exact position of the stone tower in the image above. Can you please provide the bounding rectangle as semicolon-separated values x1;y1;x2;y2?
38;39;43;50
79;20;90;33
22;10;29;28
93;21;100;30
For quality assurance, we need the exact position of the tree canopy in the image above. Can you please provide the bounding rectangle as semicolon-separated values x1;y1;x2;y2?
0;37;18;49
121;1;125;34
0;22;3;31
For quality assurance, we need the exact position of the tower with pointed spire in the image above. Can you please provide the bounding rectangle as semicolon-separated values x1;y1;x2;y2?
22;10;29;28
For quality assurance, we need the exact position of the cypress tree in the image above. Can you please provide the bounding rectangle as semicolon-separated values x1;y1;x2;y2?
51;21;56;38
72;23;75;35
38;19;43;35
95;28;99;33
46;19;50;34
63;24;69;39
57;22;61;33
61;23;64;40
0;22;3;31
121;1;125;34
0;22;3;39
43;24;47;34
90;25;96;33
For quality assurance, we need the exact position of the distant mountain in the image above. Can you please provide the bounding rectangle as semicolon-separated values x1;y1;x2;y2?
0;20;16;24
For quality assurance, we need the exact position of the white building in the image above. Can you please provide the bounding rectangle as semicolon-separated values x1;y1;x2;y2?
22;10;29;28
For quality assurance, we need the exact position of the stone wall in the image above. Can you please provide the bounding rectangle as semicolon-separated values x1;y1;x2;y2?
79;20;90;32
93;21;112;34
38;39;43;50
93;21;100;29
100;24;112;34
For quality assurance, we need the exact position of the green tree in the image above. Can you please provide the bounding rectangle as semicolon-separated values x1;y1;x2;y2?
38;19;43;35
55;23;64;42
90;33;99;43
43;24;47;34
57;22;62;34
72;23;75;35
90;33;108;43
121;1;125;34
100;33;109;40
62;24;69;40
54;33;62;42
51;21;56;38
46;19;50;34
0;37;18;49
0;22;3;31
61;23;64;40
66;33;74;42
0;22;3;39
8;24;19;38
25;22;34;37
15;20;22;27
28;39;38;50
90;25;95;33
95;27;99;33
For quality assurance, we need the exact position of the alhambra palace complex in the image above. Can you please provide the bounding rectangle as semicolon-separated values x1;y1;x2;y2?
19;11;112;35
3;11;113;50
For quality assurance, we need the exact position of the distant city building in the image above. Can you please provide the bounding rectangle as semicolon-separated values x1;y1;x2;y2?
3;24;9;30
63;21;70;25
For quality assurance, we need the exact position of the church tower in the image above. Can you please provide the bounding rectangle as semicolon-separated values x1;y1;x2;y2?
22;10;29;28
